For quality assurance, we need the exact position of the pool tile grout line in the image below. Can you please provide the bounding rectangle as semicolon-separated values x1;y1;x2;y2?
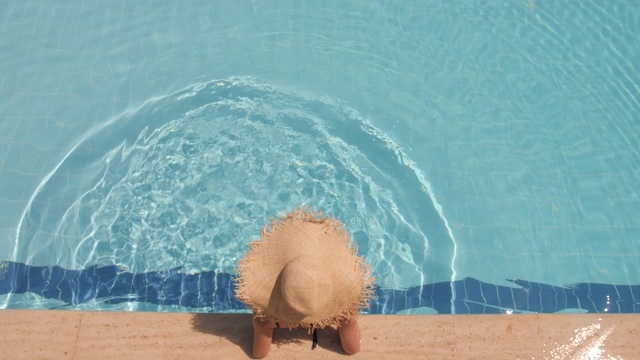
72;312;83;360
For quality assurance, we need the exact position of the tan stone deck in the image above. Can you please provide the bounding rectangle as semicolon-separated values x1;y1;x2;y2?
0;310;637;359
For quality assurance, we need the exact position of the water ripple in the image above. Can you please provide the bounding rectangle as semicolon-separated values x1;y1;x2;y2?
14;78;455;288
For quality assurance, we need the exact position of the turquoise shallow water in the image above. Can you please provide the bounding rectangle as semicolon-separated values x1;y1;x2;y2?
1;1;640;311
13;78;453;290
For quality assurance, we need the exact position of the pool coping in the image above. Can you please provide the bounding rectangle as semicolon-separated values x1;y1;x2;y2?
1;310;637;359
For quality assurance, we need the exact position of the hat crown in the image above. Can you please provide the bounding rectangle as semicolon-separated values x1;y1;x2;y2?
280;255;333;319
235;207;375;329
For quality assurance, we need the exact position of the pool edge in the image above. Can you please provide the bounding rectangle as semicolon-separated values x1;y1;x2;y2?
0;310;637;359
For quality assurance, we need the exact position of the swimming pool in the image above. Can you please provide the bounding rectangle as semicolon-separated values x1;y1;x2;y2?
1;1;639;314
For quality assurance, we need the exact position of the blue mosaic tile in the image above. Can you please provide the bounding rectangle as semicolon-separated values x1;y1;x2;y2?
2;261;639;314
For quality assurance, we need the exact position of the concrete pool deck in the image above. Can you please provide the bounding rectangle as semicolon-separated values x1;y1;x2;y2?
0;310;637;359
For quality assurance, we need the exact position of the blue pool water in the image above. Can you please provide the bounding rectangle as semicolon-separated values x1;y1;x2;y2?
1;1;639;314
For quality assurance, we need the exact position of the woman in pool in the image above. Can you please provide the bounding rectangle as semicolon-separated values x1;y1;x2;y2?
235;207;375;358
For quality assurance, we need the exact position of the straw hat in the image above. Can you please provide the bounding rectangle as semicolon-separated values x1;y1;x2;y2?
235;207;375;330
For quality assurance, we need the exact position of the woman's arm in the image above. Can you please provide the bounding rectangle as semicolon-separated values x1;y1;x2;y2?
338;315;361;355
252;316;275;359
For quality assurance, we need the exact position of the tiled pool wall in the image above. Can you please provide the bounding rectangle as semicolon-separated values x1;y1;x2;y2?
2;261;638;314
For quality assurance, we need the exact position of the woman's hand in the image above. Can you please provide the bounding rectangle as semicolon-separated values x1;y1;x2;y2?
252;316;275;359
338;315;361;355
